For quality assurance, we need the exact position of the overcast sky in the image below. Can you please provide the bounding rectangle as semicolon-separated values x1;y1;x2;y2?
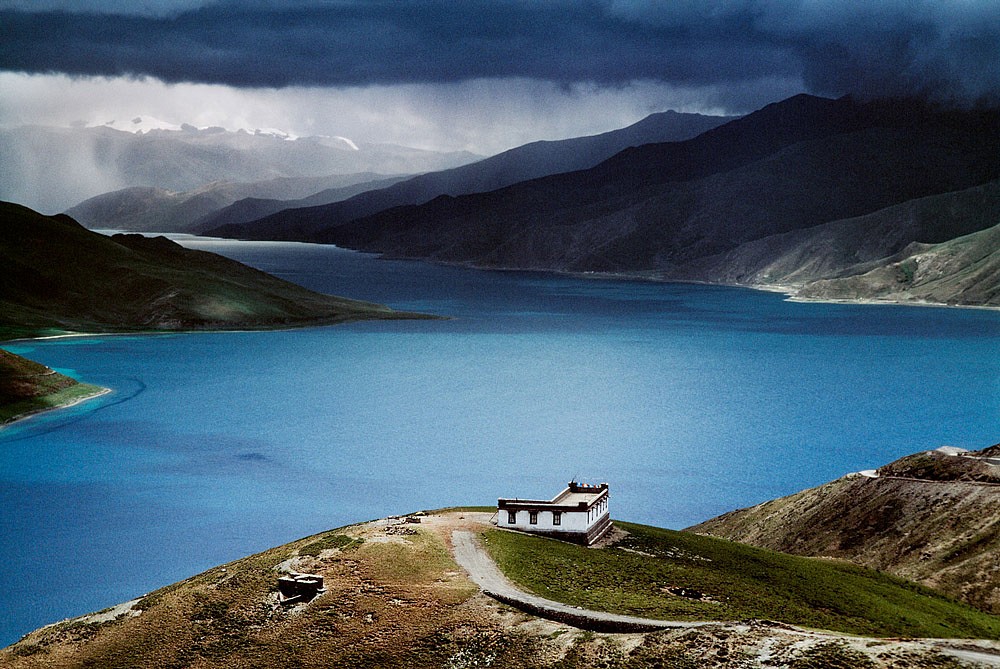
2;0;998;154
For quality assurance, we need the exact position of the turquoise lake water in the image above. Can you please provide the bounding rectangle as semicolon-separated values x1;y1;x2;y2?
1;237;998;645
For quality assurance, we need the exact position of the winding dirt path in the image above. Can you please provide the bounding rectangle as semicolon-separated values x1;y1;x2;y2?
450;529;705;633
447;524;1000;665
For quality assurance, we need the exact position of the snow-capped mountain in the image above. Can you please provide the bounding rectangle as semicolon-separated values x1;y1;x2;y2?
95;116;184;133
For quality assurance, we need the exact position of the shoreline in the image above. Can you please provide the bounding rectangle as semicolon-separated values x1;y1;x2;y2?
389;253;1000;312
148;233;1000;313
2;309;444;345
0;385;111;430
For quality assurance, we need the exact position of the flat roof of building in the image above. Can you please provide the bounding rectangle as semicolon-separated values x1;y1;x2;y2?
498;482;608;510
552;489;603;505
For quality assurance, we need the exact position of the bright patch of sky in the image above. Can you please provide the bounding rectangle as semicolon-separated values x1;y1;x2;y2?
0;73;782;155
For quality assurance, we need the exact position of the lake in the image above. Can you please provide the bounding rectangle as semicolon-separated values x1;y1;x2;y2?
1;237;998;645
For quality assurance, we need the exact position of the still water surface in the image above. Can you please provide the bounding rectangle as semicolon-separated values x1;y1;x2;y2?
1;237;997;644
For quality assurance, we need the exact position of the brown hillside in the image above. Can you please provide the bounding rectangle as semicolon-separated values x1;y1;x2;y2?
690;449;1000;614
4;513;995;669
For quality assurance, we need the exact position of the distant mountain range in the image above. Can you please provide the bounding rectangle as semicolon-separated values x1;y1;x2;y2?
202;109;733;241
59;109;728;236
65;173;408;233
234;94;995;308
0;123;478;214
13;95;999;308
691;444;1000;614
0;201;423;340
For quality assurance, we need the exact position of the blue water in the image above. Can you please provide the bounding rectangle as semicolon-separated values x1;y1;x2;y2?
1;237;998;645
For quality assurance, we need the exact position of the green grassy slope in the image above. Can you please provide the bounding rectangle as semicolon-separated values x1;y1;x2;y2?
483;522;1000;639
0;349;106;424
0;201;426;339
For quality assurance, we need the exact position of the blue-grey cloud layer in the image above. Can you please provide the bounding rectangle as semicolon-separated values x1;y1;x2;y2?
2;1;998;104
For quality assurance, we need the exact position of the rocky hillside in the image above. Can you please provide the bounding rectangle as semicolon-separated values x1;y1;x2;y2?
4;512;996;668
0;201;424;339
794;222;1000;306
667;179;1000;306
690;446;1000;614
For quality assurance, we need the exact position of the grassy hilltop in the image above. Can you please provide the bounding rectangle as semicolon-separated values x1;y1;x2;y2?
484;522;1000;639
4;511;998;668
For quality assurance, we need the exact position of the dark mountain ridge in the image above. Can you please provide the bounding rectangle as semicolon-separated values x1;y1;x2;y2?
186;175;410;233
205;109;733;241
307;96;1000;272
0;201;421;340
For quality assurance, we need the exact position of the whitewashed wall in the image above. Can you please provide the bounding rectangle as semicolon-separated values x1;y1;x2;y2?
500;495;609;534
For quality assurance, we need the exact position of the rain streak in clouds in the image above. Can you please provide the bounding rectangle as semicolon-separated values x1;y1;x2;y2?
1;1;998;153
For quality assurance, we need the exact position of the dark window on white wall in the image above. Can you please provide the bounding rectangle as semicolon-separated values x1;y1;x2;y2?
553;511;561;526
507;511;516;524
529;510;538;524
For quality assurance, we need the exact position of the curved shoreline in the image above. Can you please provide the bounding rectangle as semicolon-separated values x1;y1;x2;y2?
374;254;1000;312
0;385;111;430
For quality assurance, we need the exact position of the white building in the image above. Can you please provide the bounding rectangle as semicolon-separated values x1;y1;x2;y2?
497;481;611;545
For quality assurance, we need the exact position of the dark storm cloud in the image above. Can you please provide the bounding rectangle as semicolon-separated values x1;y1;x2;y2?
2;0;998;105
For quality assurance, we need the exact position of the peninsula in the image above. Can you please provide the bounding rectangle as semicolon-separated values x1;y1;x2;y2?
0;349;108;426
0;201;430;341
0;200;433;425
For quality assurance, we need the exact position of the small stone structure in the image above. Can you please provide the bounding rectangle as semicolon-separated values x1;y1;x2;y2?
497;481;611;545
277;573;326;605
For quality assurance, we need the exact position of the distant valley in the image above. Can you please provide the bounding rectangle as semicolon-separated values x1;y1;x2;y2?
202;109;733;242
69;109;731;238
195;94;998;309
65;173;409;234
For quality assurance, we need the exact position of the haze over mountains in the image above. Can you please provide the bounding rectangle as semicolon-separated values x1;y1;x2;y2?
202;110;733;241
0;121;478;214
65;173;408;234
67;109;731;237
